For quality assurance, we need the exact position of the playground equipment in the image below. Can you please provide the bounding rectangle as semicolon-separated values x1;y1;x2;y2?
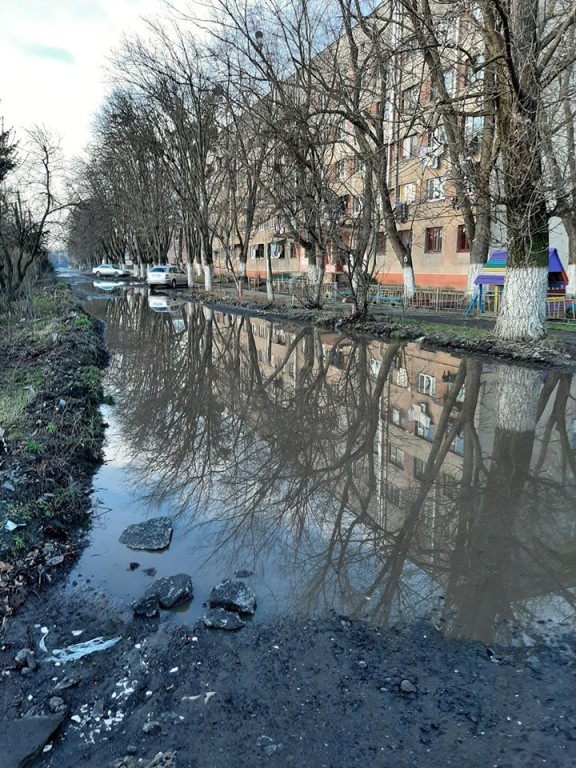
466;248;569;318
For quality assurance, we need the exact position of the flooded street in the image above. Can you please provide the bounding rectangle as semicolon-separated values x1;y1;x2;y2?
73;277;576;646
3;273;576;768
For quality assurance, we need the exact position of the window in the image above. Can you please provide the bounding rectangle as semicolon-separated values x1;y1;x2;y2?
337;159;346;180
457;224;470;252
354;155;365;174
394;367;409;387
399;182;416;204
417;373;436;396
465;115;484;136
402;85;419;111
448;418;464;454
385;484;402;506
258;324;266;338
414;457;426;480
467;55;485;84
415;420;434;441
425;227;442;253
401;135;417;159
390;407;407;428
352;195;363;215
426;177;445;201
389;444;404;468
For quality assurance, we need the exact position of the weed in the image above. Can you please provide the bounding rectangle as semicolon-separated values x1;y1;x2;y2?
74;314;93;329
25;440;42;454
46;422;58;434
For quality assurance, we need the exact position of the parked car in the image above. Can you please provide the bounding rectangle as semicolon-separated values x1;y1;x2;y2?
92;263;130;278
147;265;188;289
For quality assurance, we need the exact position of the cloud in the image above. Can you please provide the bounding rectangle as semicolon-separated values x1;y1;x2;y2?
18;42;77;65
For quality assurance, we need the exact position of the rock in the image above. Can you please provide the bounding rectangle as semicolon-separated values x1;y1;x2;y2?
0;714;66;768
126;745;138;755
128;562;140;571
209;579;257;615
145;573;193;609
142;720;161;734
133;593;160;618
234;569;254;578
203;607;246;630
145;753;177;768
119;517;173;550
53;674;81;692
48;697;67;714
400;679;417;694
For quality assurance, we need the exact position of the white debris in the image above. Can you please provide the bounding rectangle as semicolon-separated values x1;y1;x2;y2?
39;628;50;653
71;630;84;637
204;692;216;704
45;636;121;663
169;667;179;673
5;520;25;532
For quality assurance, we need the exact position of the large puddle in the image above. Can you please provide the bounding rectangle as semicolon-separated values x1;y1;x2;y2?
65;277;576;646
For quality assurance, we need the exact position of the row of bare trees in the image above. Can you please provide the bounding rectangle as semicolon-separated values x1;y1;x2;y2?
69;0;576;340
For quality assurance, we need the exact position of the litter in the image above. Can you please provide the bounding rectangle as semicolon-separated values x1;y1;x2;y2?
44;635;121;663
4;520;25;532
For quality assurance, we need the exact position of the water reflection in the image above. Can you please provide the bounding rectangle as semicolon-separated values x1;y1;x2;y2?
90;294;576;645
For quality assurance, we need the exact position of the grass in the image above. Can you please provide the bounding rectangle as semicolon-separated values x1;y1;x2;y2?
395;319;491;342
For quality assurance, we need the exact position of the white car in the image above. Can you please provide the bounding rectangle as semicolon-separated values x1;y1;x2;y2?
147;265;188;289
92;263;130;278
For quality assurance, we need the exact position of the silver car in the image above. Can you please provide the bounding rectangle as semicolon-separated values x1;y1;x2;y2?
147;265;188;289
92;263;130;278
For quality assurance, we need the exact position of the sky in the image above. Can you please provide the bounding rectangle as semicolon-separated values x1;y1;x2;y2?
0;0;192;158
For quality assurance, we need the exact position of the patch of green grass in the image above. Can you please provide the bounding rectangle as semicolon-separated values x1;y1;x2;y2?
74;314;93;329
24;439;42;454
45;422;58;434
548;321;576;333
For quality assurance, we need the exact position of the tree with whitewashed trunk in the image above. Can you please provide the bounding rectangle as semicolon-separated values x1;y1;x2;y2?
400;1;497;297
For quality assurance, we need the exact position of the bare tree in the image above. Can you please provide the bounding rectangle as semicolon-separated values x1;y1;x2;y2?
0;127;67;305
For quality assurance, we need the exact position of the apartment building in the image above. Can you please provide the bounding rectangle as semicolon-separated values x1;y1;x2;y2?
211;3;492;291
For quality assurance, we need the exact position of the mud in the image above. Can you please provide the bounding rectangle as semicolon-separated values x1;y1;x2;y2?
1;583;575;768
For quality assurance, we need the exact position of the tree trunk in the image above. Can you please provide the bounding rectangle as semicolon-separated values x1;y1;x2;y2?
492;0;549;342
186;261;195;288
204;263;213;291
493;266;548;341
266;251;274;301
403;265;416;300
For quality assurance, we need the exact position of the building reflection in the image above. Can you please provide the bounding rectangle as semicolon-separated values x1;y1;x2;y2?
100;294;576;645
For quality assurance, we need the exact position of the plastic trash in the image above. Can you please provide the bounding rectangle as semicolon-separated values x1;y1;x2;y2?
4;520;25;532
44;635;121;663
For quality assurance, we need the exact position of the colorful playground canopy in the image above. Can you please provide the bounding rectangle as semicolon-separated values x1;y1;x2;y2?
474;248;568;287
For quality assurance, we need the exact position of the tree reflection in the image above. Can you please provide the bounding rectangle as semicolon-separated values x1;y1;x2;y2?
100;297;576;644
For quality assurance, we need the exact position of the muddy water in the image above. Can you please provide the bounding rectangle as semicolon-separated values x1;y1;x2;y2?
69;280;576;646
